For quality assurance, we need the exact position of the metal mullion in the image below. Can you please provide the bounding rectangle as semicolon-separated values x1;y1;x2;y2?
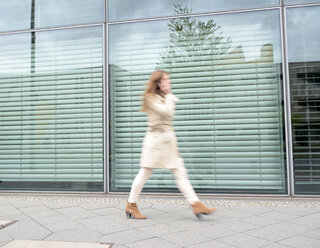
293;194;320;198
103;22;108;194
104;2;320;26
104;0;107;23
105;23;110;194
108;192;290;197
280;6;295;196
285;2;320;8
106;6;281;25
0;23;104;36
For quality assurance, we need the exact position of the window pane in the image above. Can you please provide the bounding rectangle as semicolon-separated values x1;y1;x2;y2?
35;0;104;28
286;0;320;4
109;10;286;194
287;6;320;195
108;0;279;21
0;26;104;191
0;0;31;32
190;0;279;14
0;0;104;32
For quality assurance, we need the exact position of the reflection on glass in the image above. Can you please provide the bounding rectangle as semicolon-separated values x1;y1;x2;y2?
35;0;104;28
0;26;104;191
190;0;279;14
0;0;103;32
108;0;185;21
287;6;320;195
109;9;286;194
0;0;31;32
108;0;279;21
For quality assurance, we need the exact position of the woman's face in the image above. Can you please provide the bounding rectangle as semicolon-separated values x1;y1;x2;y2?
159;73;171;94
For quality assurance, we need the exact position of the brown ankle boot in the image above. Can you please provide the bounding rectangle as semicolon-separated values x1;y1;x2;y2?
125;201;146;219
192;201;216;219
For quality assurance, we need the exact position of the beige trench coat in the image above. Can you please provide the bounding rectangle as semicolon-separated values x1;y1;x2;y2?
140;93;183;169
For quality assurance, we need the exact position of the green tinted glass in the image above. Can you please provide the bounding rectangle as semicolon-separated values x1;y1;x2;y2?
0;0;104;32
0;0;31;32
34;0;104;28
109;9;286;194
287;6;320;195
108;0;279;21
0;26;104;191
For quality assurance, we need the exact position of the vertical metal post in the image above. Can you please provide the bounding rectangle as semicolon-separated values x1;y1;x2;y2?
280;4;295;196
30;0;36;168
103;0;109;194
31;0;36;55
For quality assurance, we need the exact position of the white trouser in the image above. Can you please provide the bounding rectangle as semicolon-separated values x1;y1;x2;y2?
128;166;199;204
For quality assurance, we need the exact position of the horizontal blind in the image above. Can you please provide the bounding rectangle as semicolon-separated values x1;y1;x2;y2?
287;6;320;195
109;13;286;193
0;27;103;191
290;62;320;193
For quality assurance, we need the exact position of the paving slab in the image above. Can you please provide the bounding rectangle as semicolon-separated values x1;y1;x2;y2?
1;240;112;248
25;210;59;219
0;221;16;230
160;230;212;247
77;216;131;235
45;227;102;243
271;206;320;216
185;239;235;248
302;228;320;240
239;215;281;227
0;231;13;247
214;219;260;232
244;222;303;242
43;220;84;232
19;206;51;214
55;207;98;220
0;206;21;217
137;222;185;236
216;233;272;248
99;229;154;245
262;244;293;248
126;237;180;248
256;211;299;221
4;220;51;240
187;225;236;239
229;206;272;216
0;195;320;248
288;215;320;228
279;235;320;248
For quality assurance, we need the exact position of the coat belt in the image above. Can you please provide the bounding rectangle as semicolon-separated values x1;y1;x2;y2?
148;125;173;132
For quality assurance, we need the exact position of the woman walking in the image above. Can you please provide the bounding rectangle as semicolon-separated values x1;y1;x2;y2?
126;70;216;219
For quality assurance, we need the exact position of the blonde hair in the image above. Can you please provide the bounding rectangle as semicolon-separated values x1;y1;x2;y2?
140;70;168;112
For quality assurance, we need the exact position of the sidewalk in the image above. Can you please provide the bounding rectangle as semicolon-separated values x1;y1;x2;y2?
0;194;320;248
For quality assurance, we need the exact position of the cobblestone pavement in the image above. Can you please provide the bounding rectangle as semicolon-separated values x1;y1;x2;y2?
0;194;320;248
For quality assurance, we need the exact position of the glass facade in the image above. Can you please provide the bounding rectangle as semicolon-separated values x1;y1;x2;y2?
108;0;279;21
0;1;104;191
0;0;319;196
33;0;104;28
0;0;104;32
287;6;320;194
109;10;286;194
0;1;31;32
